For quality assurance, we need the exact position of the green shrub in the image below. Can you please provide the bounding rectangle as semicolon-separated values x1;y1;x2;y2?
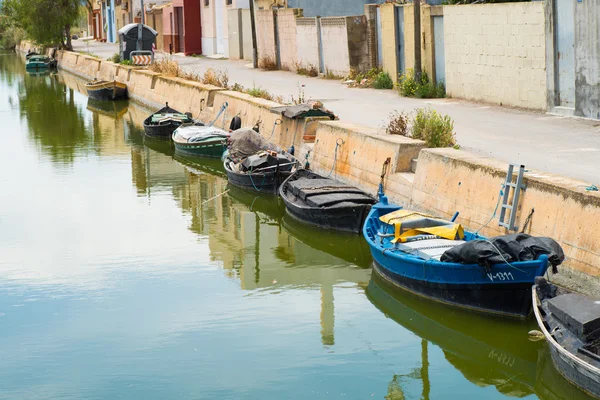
411;108;456;148
398;69;445;98
120;59;133;66
108;53;121;63
372;71;394;89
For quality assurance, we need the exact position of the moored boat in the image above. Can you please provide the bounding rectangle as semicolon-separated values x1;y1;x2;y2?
279;168;376;234
144;103;194;138
363;192;563;319
85;80;128;101
533;277;600;399
224;128;298;194
25;55;56;71
172;125;228;158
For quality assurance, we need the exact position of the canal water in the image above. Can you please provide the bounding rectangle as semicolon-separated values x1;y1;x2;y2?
0;53;592;400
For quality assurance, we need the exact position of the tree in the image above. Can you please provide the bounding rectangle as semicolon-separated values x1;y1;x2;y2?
2;0;82;50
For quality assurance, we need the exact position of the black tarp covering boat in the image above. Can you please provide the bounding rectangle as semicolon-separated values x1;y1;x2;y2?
143;103;193;138
279;169;376;234
533;277;600;399
270;102;336;120
224;128;298;193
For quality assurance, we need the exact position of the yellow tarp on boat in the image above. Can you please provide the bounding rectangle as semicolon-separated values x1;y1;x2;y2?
380;209;464;243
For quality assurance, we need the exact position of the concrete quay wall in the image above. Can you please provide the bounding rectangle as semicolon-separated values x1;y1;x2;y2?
47;47;600;295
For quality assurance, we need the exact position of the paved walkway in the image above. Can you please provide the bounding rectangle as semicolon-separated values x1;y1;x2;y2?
73;39;600;184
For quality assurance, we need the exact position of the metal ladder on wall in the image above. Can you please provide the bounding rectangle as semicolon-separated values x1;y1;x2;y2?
499;164;526;231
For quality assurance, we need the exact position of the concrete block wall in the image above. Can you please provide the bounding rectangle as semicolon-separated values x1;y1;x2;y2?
574;1;600;119
277;8;303;71
228;9;244;60
241;9;253;61
380;3;398;81
296;18;320;70
443;2;547;110
320;17;351;77
256;10;277;66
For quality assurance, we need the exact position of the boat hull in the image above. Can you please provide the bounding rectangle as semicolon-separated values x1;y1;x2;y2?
532;285;600;399
279;169;375;234
225;168;291;194
86;81;128;101
283;198;371;234
173;140;227;158
372;259;535;318
144;105;193;138
363;202;550;319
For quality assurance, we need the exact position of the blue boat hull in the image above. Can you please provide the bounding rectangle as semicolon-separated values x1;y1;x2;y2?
363;200;550;319
372;259;536;318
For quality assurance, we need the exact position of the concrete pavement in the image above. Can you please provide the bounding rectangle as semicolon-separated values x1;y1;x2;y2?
73;39;600;184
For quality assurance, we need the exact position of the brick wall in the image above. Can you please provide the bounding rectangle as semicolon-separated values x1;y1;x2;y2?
256;10;276;66
444;2;547;109
364;4;378;69
347;16;369;73
277;8;302;71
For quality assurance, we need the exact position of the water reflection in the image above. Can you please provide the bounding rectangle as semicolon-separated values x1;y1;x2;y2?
2;53;594;399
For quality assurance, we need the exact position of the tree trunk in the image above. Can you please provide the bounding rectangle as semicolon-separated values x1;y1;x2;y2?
65;24;72;51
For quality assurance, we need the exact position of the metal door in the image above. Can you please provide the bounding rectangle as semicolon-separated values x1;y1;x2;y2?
176;7;184;52
433;16;445;85
395;6;405;77
216;0;225;54
555;0;575;107
376;7;383;67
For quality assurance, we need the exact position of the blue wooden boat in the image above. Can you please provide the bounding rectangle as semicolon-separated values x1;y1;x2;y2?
363;191;553;319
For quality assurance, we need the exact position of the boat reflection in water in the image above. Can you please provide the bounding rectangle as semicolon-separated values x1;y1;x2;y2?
367;272;538;398
367;273;598;400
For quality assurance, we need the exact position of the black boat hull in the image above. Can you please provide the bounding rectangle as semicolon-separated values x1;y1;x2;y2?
225;168;291;194
143;105;192;138
87;86;127;101
279;169;375;234
283;199;371;234
373;259;534;319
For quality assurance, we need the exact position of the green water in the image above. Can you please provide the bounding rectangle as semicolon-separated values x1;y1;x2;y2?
0;53;593;400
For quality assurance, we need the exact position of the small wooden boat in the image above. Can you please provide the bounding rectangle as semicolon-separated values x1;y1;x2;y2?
224;151;298;194
172;125;228;158
279;169;376;234
533;277;600;399
25;55;56;71
143;103;194;138
85;80;128;101
363;192;562;318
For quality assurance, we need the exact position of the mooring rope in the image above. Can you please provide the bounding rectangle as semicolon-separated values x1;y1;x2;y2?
475;183;505;235
209;102;228;127
268;119;282;140
326;138;344;178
